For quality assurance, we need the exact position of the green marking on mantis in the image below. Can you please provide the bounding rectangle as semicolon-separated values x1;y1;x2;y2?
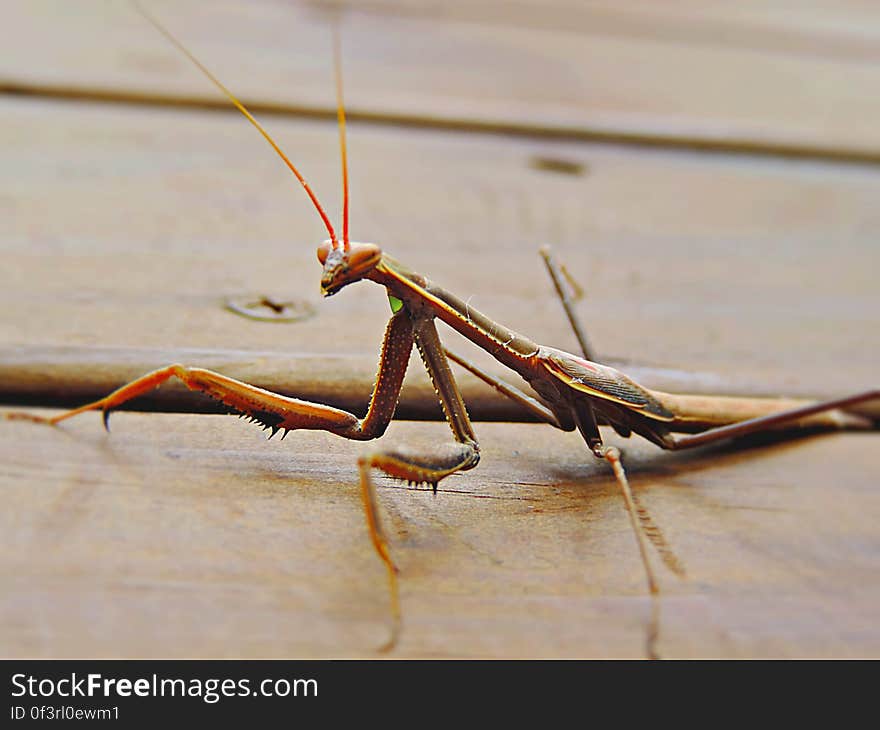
388;294;404;313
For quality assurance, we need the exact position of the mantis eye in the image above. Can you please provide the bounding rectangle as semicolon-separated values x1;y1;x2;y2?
316;240;335;264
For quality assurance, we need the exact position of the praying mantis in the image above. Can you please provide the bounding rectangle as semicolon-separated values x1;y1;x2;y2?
7;5;879;659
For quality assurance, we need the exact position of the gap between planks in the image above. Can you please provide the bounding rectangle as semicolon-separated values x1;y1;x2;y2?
4;81;880;168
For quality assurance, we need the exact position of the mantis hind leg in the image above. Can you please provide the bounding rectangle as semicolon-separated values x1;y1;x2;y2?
573;398;682;659
663;390;879;450
540;246;596;361
600;445;661;660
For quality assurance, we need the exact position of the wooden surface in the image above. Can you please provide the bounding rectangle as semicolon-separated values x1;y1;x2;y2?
3;411;879;658
5;0;880;160
1;0;879;659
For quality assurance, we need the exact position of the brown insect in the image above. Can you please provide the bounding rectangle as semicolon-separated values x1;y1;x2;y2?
8;4;877;658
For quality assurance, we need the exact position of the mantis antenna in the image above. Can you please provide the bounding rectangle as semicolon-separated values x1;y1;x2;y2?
333;25;350;251
132;1;341;250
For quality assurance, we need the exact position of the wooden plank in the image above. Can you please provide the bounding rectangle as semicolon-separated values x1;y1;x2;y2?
2;15;879;661
3;1;880;158
2;97;878;402
3;345;879;422
2;409;878;658
0;3;880;657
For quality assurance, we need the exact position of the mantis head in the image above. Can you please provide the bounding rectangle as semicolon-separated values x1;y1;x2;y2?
140;5;365;299
317;241;382;296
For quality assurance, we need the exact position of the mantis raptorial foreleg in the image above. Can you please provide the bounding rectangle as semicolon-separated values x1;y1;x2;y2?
8;306;481;650
9;309;412;438
8;4;877;661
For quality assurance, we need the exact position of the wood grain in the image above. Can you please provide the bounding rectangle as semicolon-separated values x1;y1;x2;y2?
3;409;878;658
3;345;879;423
2;99;878;397
1;1;878;660
2;0;880;158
